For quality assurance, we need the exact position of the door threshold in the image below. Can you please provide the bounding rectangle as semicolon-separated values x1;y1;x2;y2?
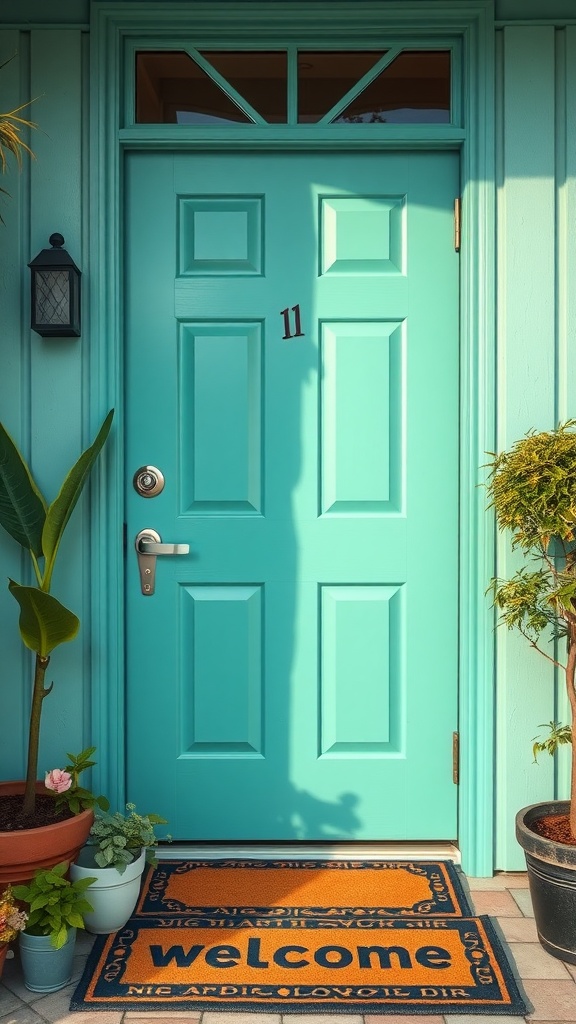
158;841;461;864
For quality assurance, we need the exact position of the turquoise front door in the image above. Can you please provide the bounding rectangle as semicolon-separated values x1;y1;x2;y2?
125;149;460;841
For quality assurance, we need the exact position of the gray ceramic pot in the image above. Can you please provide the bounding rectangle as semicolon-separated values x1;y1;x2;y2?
516;800;576;964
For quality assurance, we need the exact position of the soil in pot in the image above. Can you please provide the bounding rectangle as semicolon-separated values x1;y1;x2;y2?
529;813;576;846
0;794;75;832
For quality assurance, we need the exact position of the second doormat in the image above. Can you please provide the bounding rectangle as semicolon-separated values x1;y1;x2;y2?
72;859;527;1015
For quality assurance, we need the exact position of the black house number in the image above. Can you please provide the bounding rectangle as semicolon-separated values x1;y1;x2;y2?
280;304;305;340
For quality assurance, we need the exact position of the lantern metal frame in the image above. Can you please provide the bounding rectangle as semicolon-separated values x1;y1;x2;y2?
28;233;82;338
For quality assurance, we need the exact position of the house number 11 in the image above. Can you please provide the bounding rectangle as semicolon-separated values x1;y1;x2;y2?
280;304;305;340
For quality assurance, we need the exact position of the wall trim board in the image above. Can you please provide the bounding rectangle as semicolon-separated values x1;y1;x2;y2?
90;0;496;874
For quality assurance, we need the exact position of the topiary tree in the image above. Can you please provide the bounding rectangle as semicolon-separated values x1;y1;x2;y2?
487;421;576;837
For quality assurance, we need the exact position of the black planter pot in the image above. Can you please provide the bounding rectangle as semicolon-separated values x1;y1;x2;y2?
516;800;576;964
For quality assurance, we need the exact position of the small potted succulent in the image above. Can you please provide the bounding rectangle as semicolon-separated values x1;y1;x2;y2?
70;803;169;934
13;861;96;992
0;885;28;979
487;421;576;963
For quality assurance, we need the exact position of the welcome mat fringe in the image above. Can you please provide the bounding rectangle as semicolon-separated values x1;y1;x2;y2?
72;859;527;1015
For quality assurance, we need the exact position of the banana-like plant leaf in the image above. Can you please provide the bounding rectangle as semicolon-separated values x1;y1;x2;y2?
42;410;114;591
0;422;46;555
8;580;80;656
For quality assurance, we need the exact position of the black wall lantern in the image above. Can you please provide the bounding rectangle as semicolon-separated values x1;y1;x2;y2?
28;233;81;337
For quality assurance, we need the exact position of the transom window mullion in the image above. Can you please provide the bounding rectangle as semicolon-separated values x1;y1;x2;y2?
182;46;268;125
318;46;403;125
287;45;298;125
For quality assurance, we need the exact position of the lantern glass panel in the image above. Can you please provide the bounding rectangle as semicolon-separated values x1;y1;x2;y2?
34;269;71;326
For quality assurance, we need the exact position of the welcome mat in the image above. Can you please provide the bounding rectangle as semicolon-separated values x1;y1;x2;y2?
72;859;527;1015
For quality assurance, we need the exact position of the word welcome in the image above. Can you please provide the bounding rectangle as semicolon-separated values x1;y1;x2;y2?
150;938;452;970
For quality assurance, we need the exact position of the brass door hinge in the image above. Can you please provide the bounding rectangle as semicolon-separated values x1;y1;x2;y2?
454;198;461;252
453;731;460;785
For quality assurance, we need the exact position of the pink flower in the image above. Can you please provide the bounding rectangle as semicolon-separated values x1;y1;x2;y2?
44;768;73;794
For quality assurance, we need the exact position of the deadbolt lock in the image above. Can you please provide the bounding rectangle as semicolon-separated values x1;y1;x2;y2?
133;465;165;498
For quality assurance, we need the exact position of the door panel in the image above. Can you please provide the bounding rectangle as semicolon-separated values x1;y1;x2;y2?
125;150;459;841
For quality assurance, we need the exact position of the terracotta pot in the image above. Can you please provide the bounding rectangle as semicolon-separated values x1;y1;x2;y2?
0;943;7;980
0;782;94;886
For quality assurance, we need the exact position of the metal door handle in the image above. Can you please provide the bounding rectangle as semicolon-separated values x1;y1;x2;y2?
138;539;189;555
135;529;189;596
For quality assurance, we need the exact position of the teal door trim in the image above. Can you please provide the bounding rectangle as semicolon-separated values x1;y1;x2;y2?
89;0;496;875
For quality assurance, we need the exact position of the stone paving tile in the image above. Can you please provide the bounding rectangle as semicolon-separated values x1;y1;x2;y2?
511;889;535;917
0;990;26;1016
523;978;576;1019
29;981;123;1024
124;1015;202;1021
503;873;531;884
498;916;540;942
437;1017;528;1024
203;1015;282;1024
365;1016;445;1023
0;1005;47;1024
461;876;520;892
124;1018;202;1024
75;931;97;955
508;942;572;979
468;889;523;916
277;1018;362;1024
0;963;43;1005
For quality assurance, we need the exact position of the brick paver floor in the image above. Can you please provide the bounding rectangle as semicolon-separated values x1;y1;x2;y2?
1;872;574;1023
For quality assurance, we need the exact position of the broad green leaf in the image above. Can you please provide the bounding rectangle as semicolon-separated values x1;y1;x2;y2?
0;421;46;555
67;911;86;929
8;580;79;656
42;410;114;591
52;924;68;949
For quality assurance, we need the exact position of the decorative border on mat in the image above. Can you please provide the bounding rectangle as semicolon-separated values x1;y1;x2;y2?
71;915;526;1015
136;859;474;918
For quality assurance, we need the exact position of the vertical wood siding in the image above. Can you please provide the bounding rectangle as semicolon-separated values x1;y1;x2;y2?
0;30;89;781
1;8;575;870
495;24;576;868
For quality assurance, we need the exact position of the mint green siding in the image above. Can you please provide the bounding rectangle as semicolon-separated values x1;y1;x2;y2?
0;26;90;777
495;23;576;869
0;2;574;871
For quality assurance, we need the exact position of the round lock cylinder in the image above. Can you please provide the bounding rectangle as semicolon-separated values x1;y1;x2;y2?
133;465;165;497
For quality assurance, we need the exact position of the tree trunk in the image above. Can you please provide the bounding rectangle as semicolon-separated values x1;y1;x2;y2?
22;654;51;817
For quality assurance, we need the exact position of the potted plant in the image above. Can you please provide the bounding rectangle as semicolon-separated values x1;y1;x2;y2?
487;420;576;964
0;884;28;979
13;861;96;992
0;411;114;884
70;803;169;934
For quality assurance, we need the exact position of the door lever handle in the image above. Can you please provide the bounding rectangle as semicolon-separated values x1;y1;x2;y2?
135;529;189;596
138;538;189;556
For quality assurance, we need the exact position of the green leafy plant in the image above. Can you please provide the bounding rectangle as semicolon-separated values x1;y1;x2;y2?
44;748;109;815
0;54;36;218
532;722;573;763
487;421;576;835
0;410;114;817
88;803;169;873
13;862;95;949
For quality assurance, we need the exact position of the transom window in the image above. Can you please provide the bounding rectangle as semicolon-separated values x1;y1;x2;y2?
135;49;451;125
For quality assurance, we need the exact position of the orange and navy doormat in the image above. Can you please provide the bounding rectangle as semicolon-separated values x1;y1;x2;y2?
71;860;527;1015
